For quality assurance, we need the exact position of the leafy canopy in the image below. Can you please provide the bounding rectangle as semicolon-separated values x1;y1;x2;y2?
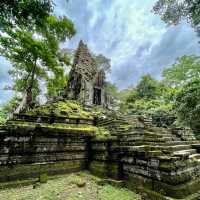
174;78;200;130
0;0;53;30
126;74;161;104
163;55;200;87
0;1;76;106
153;0;200;37
162;55;200;130
124;74;173;117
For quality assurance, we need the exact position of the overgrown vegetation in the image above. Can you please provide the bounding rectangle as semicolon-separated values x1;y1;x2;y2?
121;74;174;120
0;96;21;124
120;55;200;130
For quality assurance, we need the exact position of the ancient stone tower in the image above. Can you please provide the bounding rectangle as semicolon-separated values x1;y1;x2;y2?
64;40;110;107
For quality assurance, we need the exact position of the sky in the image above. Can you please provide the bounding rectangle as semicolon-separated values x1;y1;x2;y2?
1;0;200;104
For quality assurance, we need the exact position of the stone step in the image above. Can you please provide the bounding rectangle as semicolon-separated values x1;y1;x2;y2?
120;140;200;148
191;143;200;149
164;141;199;145
162;136;174;141
120;131;173;138
119;135;173;141
0;130;7;134
173;149;197;157
189;154;200;160
120;137;167;143
153;145;192;152
119;129;173;135
120;145;150;152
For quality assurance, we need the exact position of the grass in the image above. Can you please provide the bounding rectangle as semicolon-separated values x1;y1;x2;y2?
0;172;141;200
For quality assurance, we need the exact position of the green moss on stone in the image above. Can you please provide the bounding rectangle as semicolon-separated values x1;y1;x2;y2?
0;178;38;190
0;160;85;183
95;127;111;139
142;188;170;200
89;161;119;179
39;174;48;183
7;121;97;135
26;100;93;120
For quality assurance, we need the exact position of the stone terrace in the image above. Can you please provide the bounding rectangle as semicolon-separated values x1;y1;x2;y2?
1;111;200;199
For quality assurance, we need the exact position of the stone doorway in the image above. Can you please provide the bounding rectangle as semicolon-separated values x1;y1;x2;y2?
93;88;101;105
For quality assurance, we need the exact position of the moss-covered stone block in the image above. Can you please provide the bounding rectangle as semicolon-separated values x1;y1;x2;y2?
89;161;119;179
0;160;86;183
39;173;48;183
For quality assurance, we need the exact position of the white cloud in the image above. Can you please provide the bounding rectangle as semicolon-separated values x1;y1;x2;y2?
76;0;167;67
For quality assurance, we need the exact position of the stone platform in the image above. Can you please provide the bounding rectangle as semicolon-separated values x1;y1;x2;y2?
1;109;200;199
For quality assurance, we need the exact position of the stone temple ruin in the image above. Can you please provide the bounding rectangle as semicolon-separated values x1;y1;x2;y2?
1;41;200;200
63;40;111;107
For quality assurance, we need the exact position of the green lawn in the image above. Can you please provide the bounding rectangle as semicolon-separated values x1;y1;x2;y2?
0;173;141;200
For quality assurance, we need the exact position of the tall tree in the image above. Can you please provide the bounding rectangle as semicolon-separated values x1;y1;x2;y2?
0;15;76;110
136;74;160;100
153;0;200;36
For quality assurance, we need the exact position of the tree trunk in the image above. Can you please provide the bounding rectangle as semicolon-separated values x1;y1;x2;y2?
26;60;37;107
13;61;37;114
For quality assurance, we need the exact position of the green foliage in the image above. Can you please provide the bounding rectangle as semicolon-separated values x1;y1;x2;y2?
135;74;160;99
46;66;69;98
127;99;173;115
0;14;76;103
161;55;200;129
105;82;120;99
0;0;53;30
163;55;200;87
127;75;171;102
124;74;173;120
0;108;7;124
2;96;20;114
153;0;200;37
125;75;163;112
174;78;200;130
0;96;21;123
0;1;76;107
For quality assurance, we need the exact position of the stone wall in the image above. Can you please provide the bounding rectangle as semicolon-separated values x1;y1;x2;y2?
0;126;91;184
89;138;122;179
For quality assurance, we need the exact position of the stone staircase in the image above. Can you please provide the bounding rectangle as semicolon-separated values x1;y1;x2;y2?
0;126;7;134
111;115;200;199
